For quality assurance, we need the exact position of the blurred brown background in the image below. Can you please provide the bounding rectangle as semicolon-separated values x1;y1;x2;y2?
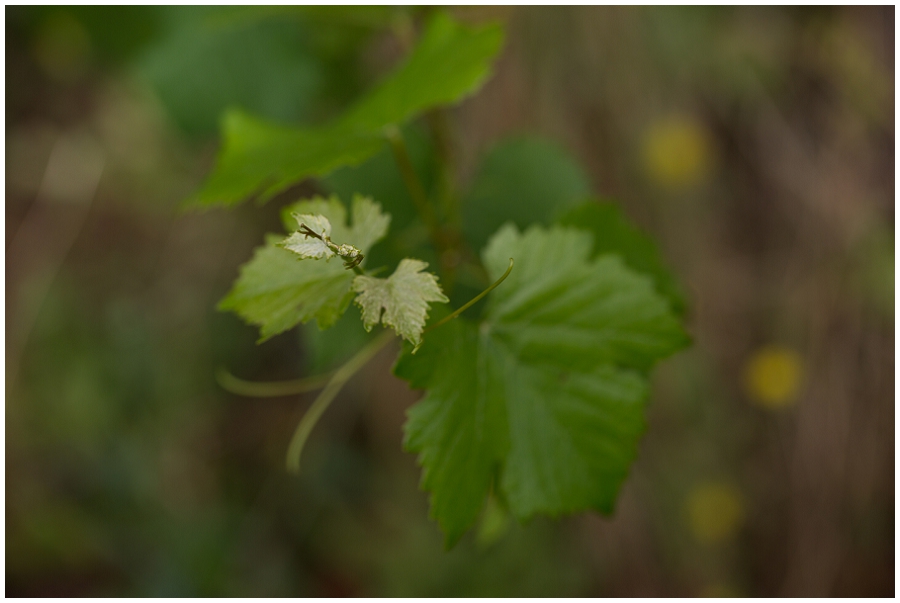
6;6;894;596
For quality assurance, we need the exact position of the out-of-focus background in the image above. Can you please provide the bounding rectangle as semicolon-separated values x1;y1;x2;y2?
5;6;894;596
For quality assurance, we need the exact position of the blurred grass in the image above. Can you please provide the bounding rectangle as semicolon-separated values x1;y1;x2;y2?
6;5;894;596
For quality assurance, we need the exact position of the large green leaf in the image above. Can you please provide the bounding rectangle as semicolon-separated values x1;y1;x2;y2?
462;136;592;251
219;196;389;340
557;201;686;313
339;11;504;131
189;11;504;207
396;224;688;545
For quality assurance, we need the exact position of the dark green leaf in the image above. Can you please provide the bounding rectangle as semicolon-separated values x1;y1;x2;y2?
557;201;686;312
396;224;688;545
138;7;321;135
462;136;591;251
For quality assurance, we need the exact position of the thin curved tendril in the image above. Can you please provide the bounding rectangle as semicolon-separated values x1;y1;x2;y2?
216;368;333;397
285;330;394;474
416;257;514;350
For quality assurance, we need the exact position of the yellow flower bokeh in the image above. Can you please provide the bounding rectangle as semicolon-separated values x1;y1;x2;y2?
686;481;744;545
742;345;804;409
641;115;713;190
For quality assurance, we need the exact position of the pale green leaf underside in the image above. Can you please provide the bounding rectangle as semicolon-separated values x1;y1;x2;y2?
396;224;688;545
188;12;504;207
353;259;448;346
281;214;334;259
220;196;389;340
280;194;390;254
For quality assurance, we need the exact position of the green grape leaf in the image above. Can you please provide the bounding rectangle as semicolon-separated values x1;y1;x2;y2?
280;195;391;253
281;214;335;259
557;201;686;313
218;236;353;341
395;224;689;545
219;195;389;340
353;259;449;346
188;11;504;207
339;11;504;131
462;135;592;251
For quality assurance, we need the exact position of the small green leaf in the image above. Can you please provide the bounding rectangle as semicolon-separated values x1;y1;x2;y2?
280;214;334;259
352;259;449;346
220;195;389;340
188;11;504;207
557;201;686;313
280;194;390;254
396;224;689;545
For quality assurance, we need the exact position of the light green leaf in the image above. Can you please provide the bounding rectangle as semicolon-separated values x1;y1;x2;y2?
187;111;385;208
557;201;686;313
219;195;390;340
462;135;591;251
280;194;390;254
353;259;449;346
219;235;354;341
340;11;504;131
396;224;688;545
280;214;334;259
188;11;504;207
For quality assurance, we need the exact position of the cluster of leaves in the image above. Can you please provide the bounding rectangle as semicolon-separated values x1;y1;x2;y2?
199;11;689;546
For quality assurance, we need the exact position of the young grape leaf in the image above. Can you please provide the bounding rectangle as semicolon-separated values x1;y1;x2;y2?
280;194;391;254
280;214;335;259
188;11;504;207
353;259;449;346
219;196;389;340
322;124;439;269
395;224;689;546
557;201;686;313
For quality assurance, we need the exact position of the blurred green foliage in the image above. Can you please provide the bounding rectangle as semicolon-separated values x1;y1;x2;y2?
462;136;592;250
6;5;893;597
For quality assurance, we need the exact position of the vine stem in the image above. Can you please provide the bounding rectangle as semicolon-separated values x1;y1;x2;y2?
285;330;394;474
427;108;459;227
420;257;514;338
384;125;442;250
217;369;333;397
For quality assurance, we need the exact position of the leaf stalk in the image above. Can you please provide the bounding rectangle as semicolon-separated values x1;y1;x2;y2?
285;330;394;474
